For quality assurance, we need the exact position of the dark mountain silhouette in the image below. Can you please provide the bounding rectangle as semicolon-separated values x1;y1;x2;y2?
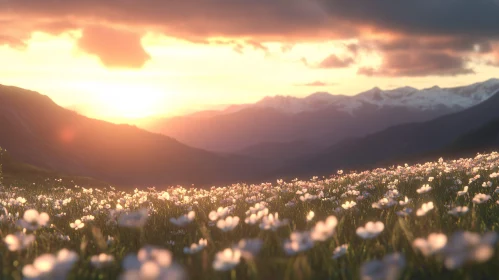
444;119;499;155
142;79;499;158
235;140;324;161
279;89;499;178
144;105;453;153
0;85;267;187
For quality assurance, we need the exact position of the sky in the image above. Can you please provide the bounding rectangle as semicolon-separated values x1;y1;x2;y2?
1;0;499;122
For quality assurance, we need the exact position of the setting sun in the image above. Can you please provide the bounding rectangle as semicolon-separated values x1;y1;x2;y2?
78;82;168;119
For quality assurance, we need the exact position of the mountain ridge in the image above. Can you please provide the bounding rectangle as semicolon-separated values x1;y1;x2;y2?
0;84;268;187
141;78;499;153
222;78;499;115
278;88;499;178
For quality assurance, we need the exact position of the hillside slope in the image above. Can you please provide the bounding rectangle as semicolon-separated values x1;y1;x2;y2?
0;85;266;187
281;89;499;177
445;119;499;154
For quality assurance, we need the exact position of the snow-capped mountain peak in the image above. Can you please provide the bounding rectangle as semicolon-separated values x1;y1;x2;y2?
224;79;499;115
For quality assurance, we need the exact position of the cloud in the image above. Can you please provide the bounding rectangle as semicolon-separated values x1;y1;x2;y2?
77;26;150;69
35;20;79;36
2;0;499;74
317;54;355;68
295;81;338;86
357;51;474;77
371;36;493;54
318;0;499;38
0;1;357;42
0;35;26;49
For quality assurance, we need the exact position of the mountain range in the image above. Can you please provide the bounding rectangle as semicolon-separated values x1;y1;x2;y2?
1;79;499;187
278;85;499;178
0;85;268;187
142;79;499;159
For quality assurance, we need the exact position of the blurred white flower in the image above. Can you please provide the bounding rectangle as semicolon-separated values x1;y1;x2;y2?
416;202;434;216
360;253;405;280
372;198;396;209
170;211;195;227
472;193;491;204
398;196;411;206
457;186;468;196
342;201;357;210
356;221;384;239
118;209;148;228
56;234;70;242
22;249;78;280
259;213;288;231
70;219;85;230
306;211;315;222
90;253;115;269
311;216;338;241
158;192;170;201
448;206;469;217
107;235;115;246
416;184;432;194
413;233;447;256
212;248;241;271
233;238;263;260
216;216;240;232
81;215;95;222
22;254;57;280
183;238;208;254
283;231;314;255
482;181;493;188
17;209;50;231
209;207;229;221
332;244;349;259
396;208;413;217
4;232;35;251
121;245;186;280
441;231;498;270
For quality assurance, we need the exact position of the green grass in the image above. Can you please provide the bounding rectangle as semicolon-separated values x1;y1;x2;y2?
1;152;499;279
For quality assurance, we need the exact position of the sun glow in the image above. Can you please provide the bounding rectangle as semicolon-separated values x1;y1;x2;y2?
79;82;168;120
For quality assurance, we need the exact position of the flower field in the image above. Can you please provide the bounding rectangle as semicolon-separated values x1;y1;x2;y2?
2;152;499;279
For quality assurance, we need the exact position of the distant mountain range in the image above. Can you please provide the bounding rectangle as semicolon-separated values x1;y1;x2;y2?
278;85;499;178
0;85;268;187
1;79;499;187
142;79;499;159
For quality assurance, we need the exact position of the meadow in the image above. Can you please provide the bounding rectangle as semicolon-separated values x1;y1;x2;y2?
1;150;499;279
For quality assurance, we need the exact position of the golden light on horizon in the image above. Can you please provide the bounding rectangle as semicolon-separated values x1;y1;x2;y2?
78;82;169;119
1;26;498;124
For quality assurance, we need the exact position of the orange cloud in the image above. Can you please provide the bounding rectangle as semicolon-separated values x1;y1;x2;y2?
77;26;150;69
317;54;355;68
294;81;338;87
0;35;26;49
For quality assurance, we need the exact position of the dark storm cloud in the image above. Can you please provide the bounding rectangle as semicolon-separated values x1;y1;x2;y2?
0;0;355;41
373;37;493;54
317;0;499;37
358;51;474;77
